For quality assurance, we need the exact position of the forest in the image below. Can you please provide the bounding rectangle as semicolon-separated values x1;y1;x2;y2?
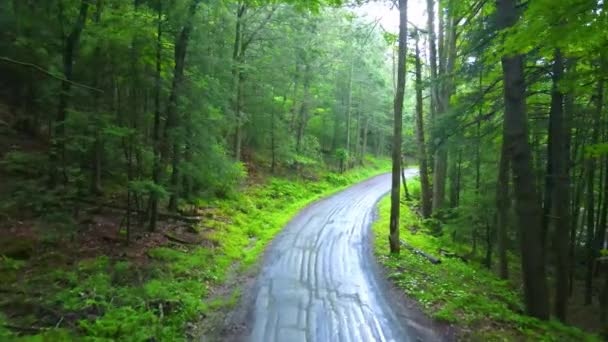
1;0;608;341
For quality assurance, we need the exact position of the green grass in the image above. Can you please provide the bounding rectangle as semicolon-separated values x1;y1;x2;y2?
1;157;391;341
372;188;600;342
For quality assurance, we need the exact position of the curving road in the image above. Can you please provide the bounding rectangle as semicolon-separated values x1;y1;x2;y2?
244;170;442;342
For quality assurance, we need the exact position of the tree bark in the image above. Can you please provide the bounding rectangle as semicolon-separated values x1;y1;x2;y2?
432;3;456;214
402;166;411;201
165;0;201;212
585;77;604;305
295;63;311;154
361;118;369;163
232;3;246;162
548;49;570;321
345;57;354;164
496;132;510;280
149;0;162;231
414;30;432;218
90;0;104;196
51;0;90;186
389;0;408;254
497;0;549;320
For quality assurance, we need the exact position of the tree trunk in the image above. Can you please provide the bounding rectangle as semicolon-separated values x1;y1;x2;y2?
497;0;549;320
149;0;162;231
50;0;90;186
232;3;246;162
345;57;354;164
361;118;369;162
402;166;411;201
549;49;570;321
496;133;510;280
389;0;408;254
449;147;461;208
295;63;310;154
585;77;604;305
426;0;438;122
165;0;201;212
431;2;456;215
414;31;431;218
485;219;493;269
89;1;104;196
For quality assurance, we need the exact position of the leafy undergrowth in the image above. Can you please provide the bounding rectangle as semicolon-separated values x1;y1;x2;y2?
372;190;600;342
0;157;390;341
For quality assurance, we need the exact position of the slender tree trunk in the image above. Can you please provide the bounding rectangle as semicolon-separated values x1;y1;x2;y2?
90;1;104;196
50;0;90;186
149;0;162;231
597;157;608;259
414;31;431;218
426;0;438;121
232;3;246;162
585;77;604;304
497;0;549;320
271;98;277;174
296;63;310;154
496;134;510;279
361;118;369;162
485;219;493;269
402;166;411;201
570;158;587;295
389;0;408;254
345;58;354;164
166;0;201;212
449;147;461;208
549;49;570;321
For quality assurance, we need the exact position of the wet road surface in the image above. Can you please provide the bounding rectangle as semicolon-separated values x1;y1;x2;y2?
246;170;438;342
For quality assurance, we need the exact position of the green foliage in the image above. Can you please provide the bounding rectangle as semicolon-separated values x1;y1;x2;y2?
1;160;388;340
79;306;158;340
373;194;600;341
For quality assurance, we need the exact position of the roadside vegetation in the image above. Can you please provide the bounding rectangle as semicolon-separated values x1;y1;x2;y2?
0;158;389;341
373;180;600;341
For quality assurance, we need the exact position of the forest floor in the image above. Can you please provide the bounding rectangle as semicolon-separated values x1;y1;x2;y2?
372;189;603;341
0;158;391;341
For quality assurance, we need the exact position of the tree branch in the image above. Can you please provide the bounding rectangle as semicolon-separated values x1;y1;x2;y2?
0;56;104;93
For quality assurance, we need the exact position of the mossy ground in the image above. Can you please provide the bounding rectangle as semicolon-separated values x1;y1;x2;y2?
372;180;600;341
0;158;390;341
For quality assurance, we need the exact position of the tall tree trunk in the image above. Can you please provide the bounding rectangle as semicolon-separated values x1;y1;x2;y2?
449;147;461;208
585;77;604;304
414;31;431;218
425;0;438;122
549;49;570;321
497;0;549;320
149;0;162;231
402;165;411;201
296;63;310;154
496;134;510;280
427;0;445;214
90;1;104;196
432;3;456;214
232;3;246;162
345;57;354;164
166;0;201;212
51;0;90;186
389;0;408;254
361;118;369;162
271;95;278;174
597;158;608;260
